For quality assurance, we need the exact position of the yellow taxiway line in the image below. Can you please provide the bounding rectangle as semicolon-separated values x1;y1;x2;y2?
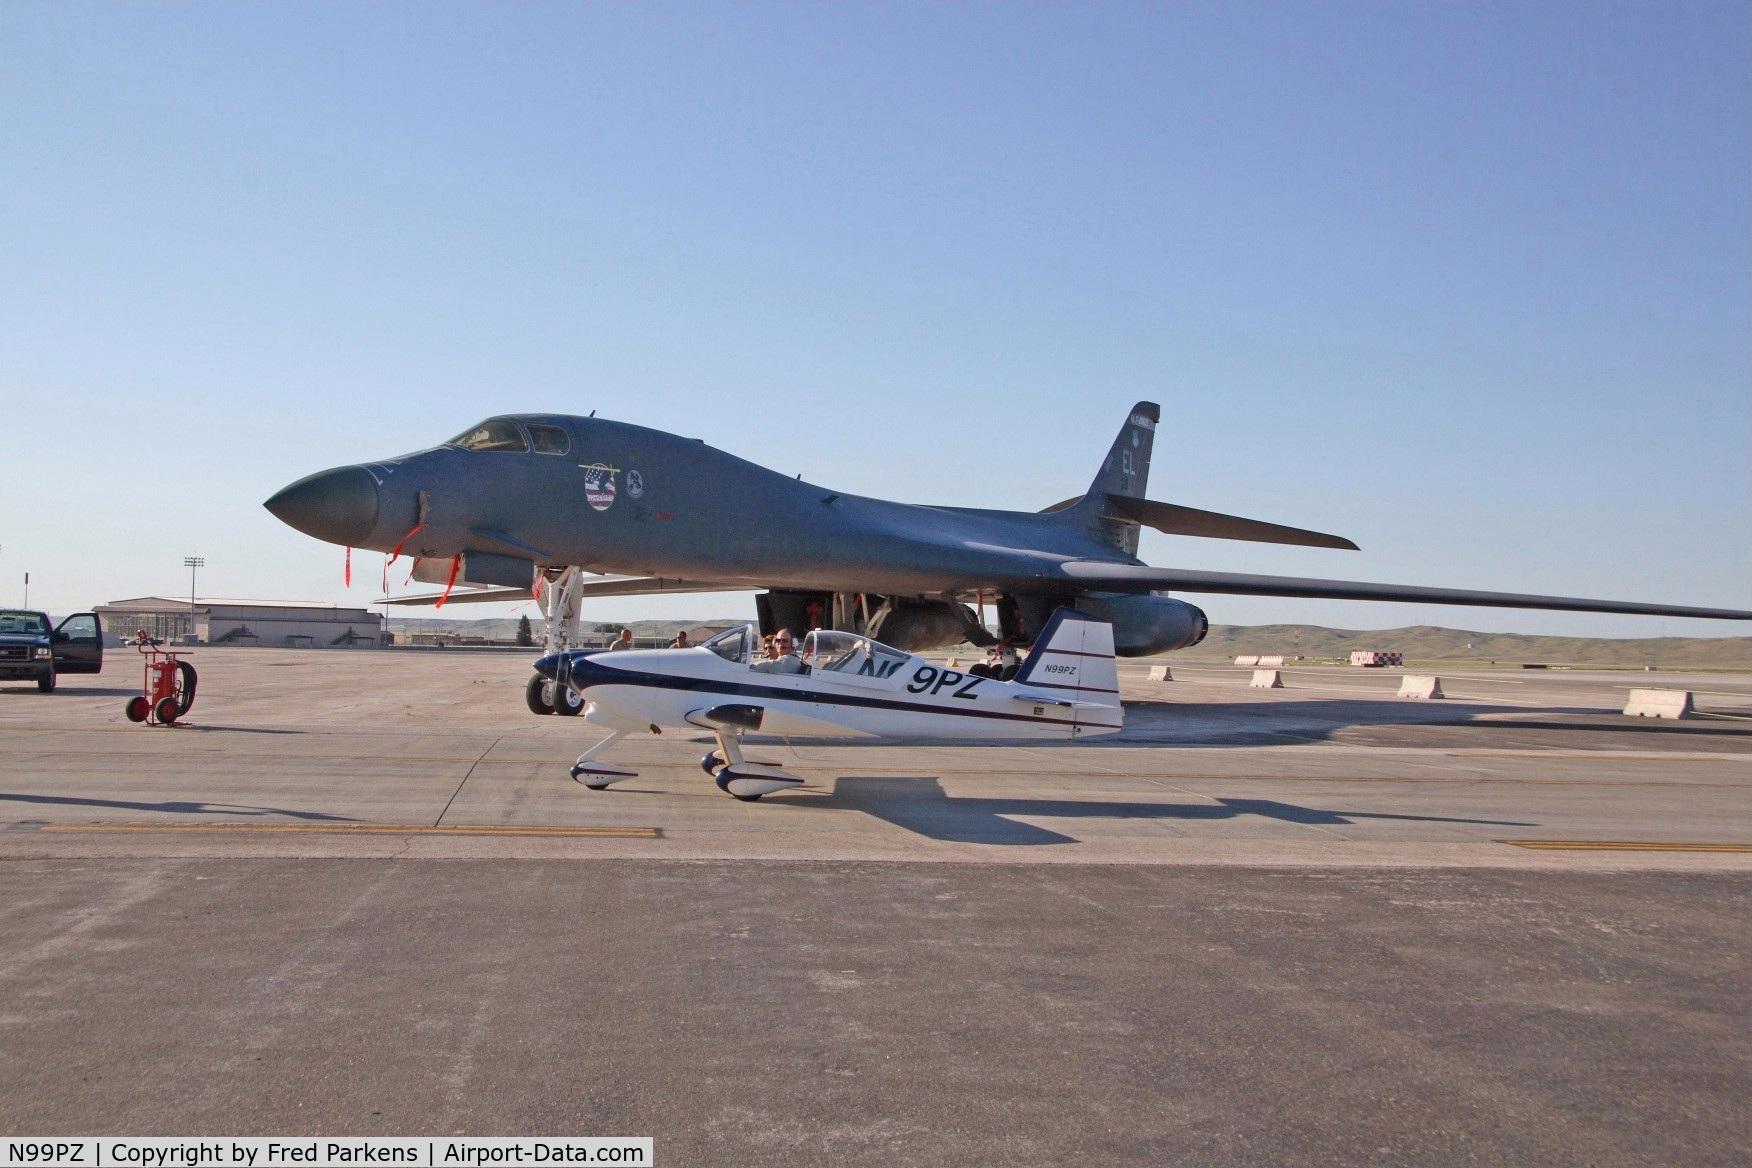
41;822;659;839
1499;839;1752;853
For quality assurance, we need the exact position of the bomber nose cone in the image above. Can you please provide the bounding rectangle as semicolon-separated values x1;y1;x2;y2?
264;465;380;547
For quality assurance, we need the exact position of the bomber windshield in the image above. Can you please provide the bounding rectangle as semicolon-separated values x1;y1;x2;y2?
447;419;529;453
802;630;909;676
0;611;49;635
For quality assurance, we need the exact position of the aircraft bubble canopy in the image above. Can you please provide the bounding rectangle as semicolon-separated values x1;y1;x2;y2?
802;630;909;674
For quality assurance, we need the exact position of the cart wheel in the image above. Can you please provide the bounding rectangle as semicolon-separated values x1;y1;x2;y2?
154;696;180;725
525;673;555;715
174;660;198;714
125;696;150;722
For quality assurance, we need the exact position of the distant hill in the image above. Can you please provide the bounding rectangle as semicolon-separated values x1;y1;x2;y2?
385;615;1752;668
1181;623;1752;668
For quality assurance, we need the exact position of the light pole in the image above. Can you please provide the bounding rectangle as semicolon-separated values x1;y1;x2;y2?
184;556;205;642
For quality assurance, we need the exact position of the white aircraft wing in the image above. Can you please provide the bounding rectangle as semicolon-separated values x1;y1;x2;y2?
1052;562;1752;621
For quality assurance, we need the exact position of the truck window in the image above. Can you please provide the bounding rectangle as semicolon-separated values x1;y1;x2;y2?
58;614;98;640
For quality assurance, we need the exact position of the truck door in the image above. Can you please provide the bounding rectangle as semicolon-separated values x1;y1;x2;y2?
53;613;103;674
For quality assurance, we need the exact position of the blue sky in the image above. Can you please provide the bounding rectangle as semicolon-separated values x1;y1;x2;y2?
2;2;1747;636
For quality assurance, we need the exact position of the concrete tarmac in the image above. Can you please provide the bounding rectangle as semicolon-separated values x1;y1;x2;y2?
1;647;1749;1164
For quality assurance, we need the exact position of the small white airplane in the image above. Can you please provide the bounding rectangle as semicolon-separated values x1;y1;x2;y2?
534;608;1123;801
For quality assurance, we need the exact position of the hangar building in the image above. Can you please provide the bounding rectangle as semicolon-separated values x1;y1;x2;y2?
95;598;384;647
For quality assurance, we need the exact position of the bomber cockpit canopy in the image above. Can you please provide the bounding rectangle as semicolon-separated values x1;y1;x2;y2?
446;418;573;456
448;419;529;453
801;630;910;676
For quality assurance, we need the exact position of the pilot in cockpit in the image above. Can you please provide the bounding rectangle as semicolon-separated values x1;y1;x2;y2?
751;628;806;674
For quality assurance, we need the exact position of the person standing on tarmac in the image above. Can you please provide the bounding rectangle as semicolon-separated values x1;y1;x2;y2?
608;629;634;651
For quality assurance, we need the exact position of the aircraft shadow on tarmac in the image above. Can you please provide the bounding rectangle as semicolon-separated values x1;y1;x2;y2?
776;777;1536;846
746;699;1598;751
0;793;355;822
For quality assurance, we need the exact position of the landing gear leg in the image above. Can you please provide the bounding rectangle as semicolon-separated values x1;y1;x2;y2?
708;730;804;802
530;565;587;716
570;730;637;789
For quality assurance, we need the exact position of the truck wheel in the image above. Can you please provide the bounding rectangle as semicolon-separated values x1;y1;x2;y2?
154;696;180;725
554;684;584;716
174;661;198;714
525;673;555;715
125;696;150;722
37;671;55;693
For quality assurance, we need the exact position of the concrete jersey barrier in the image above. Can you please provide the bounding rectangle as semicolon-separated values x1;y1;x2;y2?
1623;688;1693;719
1398;675;1444;699
1250;669;1284;689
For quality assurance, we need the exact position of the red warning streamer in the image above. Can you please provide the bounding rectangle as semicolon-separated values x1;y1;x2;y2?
435;555;461;609
344;546;352;588
383;523;426;591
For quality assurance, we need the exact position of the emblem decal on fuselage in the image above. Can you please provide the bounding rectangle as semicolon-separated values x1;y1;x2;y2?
582;464;618;511
626;469;645;498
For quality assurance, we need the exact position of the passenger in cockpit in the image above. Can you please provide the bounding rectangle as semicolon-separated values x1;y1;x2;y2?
752;629;805;674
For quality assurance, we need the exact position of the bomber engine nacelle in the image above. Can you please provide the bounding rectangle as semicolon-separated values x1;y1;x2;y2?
868;599;990;652
759;592;994;653
1073;592;1208;657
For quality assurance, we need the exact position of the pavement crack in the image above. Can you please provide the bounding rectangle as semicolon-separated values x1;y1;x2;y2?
434;736;503;827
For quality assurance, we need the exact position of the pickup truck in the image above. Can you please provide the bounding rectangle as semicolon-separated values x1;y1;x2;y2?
0;610;104;692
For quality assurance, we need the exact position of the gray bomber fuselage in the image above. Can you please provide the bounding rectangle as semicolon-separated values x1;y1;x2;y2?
278;413;1127;596
265;403;1752;630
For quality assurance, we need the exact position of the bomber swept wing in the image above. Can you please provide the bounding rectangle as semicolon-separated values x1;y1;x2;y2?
1049;561;1752;621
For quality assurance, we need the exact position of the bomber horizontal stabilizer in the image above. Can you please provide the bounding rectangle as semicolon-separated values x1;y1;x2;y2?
1051;561;1752;621
1040;495;1357;549
1106;496;1357;550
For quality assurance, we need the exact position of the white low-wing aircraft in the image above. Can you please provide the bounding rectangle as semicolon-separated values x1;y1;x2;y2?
534;608;1122;801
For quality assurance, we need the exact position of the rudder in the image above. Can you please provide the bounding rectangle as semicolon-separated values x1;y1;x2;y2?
1070;402;1157;554
1013;607;1121;734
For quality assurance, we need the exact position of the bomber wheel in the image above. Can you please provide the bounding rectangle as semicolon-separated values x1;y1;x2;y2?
125;695;151;722
554;684;584;716
154;696;180;725
525;673;556;715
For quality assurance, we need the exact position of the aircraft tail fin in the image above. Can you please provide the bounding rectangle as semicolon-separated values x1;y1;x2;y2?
1012;608;1120;720
1061;402;1158;553
1084;401;1157;502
